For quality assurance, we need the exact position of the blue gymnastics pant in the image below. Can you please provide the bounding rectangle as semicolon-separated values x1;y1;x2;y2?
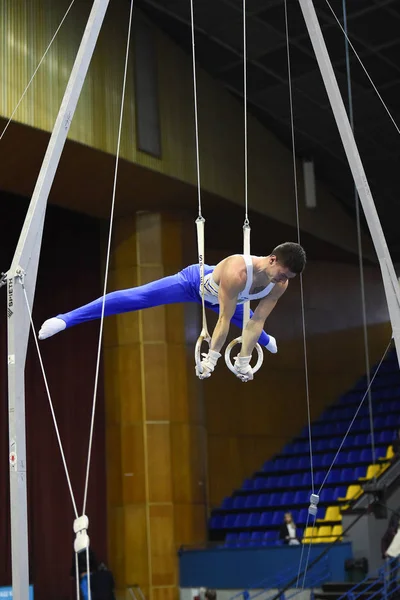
58;264;272;347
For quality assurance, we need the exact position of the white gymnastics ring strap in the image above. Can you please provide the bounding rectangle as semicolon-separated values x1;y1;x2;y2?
225;336;264;375
195;218;211;374
190;0;211;375
224;1;264;378
224;224;264;374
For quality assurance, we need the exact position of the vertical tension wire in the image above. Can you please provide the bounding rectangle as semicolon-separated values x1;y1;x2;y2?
284;0;316;587
283;0;314;494
190;0;209;342
82;0;135;515
243;0;249;228
190;0;203;220
342;0;375;466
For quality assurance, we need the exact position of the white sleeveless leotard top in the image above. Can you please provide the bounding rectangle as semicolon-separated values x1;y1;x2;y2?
201;254;275;305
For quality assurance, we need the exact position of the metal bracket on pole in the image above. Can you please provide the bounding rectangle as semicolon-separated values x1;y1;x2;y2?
6;1;110;598
297;0;400;364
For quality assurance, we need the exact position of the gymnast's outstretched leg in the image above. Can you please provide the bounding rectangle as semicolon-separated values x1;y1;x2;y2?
38;273;193;339
208;302;277;353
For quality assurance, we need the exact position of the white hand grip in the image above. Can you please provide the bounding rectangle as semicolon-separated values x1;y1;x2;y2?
224;337;264;375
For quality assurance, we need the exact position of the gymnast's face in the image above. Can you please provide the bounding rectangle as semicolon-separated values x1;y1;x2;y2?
267;256;296;283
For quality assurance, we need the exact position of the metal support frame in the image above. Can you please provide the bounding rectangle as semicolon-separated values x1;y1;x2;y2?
6;1;110;597
297;0;400;367
6;0;400;598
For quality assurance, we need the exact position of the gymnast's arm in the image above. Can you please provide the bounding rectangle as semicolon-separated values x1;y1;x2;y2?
210;265;245;353
240;282;287;357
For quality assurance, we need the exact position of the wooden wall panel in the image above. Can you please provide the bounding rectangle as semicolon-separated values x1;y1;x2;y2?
1;0;374;257
124;504;149;587
149;504;176;587
147;424;173;504
103;212;207;599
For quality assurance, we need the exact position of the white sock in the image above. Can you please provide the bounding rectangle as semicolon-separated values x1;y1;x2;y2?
266;335;277;354
38;317;66;340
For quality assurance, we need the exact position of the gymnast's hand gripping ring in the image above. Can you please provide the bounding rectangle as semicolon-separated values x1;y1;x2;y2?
195;331;211;374
224;337;264;375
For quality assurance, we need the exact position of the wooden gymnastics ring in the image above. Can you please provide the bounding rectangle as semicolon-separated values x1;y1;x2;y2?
224;337;264;376
195;331;211;375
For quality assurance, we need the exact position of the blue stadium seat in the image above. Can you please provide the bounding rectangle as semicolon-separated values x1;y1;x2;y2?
360;448;372;462
343;435;356;448
281;491;295;505
354;466;366;479
254;477;267;490
312;424;324;436
289;473;303;487
242;478;254;490
314;455;326;468
354;434;368;446
257;494;270;508
271;511;284;525
210;515;224;529
263;531;277;546
224;533;238;547
333;486;347;498
315;439;330;451
302;473;312;486
286;457;300;470
378;430;394;444
335;452;350;466
259;512;273;527
245;495;259;509
262;461;275;473
329;437;343;450
221;496;234;510
386;414;400;428
314;471;325;486
340;468;354;482
268;492;282;506
247;513;261;528
347;450;362;463
223;514;238;528
375;446;387;459
297;508;308;523
320;488;334;503
293;491;308;504
326;470;341;484
234;514;250;528
233;496;246;509
273;458;287;471
322;453;335;467
237;532;251;546
249;531;264;546
298;457;312;469
267;475;279;487
374;416;386;429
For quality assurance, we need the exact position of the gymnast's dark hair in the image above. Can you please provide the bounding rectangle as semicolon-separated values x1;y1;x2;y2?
271;242;306;274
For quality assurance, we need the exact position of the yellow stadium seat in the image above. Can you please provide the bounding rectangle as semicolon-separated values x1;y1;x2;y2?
316;526;332;543
359;463;382;481
331;524;343;541
302;527;317;544
338;484;363;502
322;506;341;522
379;445;394;461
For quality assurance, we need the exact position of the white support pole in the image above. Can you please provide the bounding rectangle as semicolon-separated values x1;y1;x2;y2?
6;1;110;597
297;0;400;367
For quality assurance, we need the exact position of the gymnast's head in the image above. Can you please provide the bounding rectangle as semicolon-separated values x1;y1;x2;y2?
266;242;306;283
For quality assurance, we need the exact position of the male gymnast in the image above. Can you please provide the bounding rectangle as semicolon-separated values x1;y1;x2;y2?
39;242;306;382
